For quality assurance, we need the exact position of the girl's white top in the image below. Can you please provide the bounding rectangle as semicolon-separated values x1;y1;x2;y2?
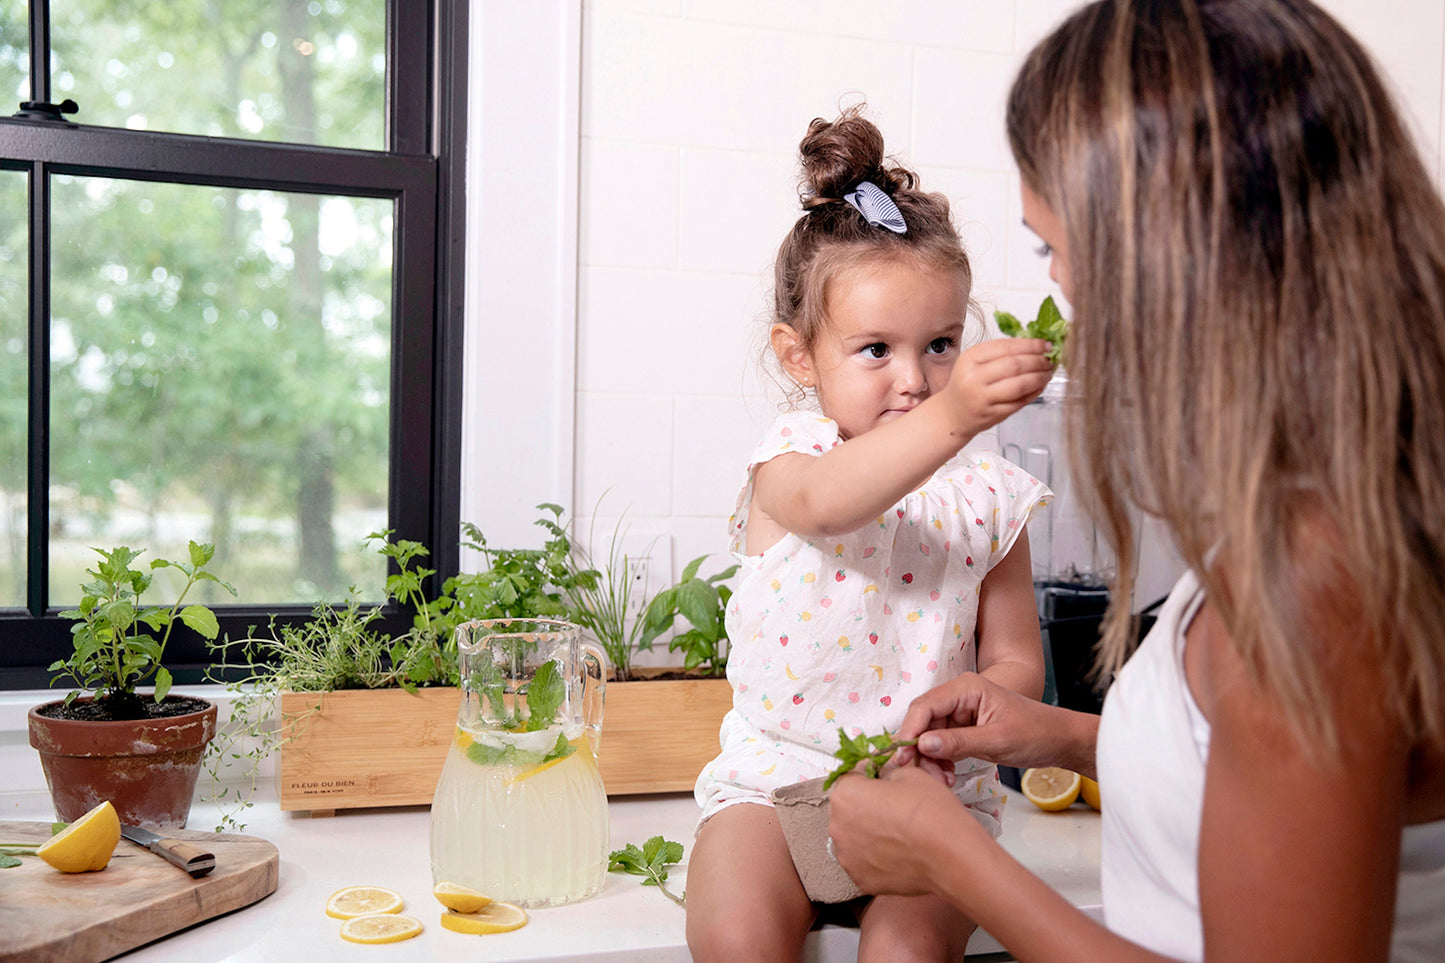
1096;567;1445;961
695;410;1049;822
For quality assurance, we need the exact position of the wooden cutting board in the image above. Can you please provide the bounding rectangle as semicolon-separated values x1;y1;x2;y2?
0;820;279;963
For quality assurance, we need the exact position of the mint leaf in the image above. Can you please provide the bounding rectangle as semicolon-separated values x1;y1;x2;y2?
994;296;1069;365
524;659;564;732
541;730;576;765
823;726;917;790
994;310;1025;338
0;854;21;869
609;836;686;907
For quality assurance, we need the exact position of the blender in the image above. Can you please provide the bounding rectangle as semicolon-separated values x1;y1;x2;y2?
997;372;1115;715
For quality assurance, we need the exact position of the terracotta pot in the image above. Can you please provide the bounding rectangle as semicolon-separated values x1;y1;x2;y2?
772;776;864;903
27;697;217;829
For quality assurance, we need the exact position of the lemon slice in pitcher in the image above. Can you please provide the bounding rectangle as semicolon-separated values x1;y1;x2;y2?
37;800;120;873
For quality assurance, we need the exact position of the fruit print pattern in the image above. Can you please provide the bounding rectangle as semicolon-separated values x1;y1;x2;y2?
697;409;1050;832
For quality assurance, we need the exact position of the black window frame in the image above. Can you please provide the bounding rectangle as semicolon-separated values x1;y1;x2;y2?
0;0;467;688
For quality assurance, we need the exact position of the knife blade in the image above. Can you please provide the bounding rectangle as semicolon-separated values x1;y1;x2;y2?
119;825;216;878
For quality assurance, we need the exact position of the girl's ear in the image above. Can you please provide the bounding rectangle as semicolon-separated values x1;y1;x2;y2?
771;323;815;388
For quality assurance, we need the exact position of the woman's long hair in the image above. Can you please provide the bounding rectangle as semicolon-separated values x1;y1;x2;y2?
1008;0;1445;753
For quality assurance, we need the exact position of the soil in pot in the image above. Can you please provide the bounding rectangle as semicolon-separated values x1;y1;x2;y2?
771;777;864;903
34;694;212;722
29;696;217;829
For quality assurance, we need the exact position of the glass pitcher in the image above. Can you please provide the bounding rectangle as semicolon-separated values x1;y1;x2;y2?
429;618;608;907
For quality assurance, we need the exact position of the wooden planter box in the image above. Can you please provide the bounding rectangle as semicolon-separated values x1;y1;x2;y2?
277;672;732;814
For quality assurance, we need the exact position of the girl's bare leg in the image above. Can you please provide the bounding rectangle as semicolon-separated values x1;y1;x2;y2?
686;803;815;963
857;892;977;963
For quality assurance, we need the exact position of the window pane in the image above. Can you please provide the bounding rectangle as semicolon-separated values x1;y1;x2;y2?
0;169;24;608
0;1;27;109
51;0;384;150
48;175;393;606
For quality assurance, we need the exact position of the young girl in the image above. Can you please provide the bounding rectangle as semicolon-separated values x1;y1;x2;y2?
828;2;1445;961
684;107;1056;963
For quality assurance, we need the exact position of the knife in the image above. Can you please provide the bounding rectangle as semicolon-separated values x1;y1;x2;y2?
119;825;216;878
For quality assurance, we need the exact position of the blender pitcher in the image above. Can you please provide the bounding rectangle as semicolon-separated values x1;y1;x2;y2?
429;618;609;907
998;372;1116;714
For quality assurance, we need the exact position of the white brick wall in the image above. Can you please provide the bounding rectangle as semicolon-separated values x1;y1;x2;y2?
466;0;1445;618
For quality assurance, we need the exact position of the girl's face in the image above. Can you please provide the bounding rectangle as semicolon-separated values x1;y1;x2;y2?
1021;183;1073;301
776;259;967;441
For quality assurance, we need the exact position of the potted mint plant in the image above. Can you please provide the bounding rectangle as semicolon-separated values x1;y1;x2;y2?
27;541;235;829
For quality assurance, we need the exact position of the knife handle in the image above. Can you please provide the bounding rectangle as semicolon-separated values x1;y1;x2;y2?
152;838;216;877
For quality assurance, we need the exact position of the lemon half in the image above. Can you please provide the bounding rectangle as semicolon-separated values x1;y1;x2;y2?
326;885;405;919
339;914;423;944
1020;767;1082;812
439;901;529;935
37;800;120;873
433;881;493;914
1079;775;1101;811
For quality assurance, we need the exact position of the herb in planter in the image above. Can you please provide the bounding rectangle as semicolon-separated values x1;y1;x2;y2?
608;835;686;907
50;541;235;720
994;295;1069;365
565;512;658;682
432;504;597;641
638;555;738;677
822;728;919;791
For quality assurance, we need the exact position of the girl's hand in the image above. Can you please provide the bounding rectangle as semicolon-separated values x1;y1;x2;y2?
945;337;1054;437
892;672;1098;779
828;766;989;895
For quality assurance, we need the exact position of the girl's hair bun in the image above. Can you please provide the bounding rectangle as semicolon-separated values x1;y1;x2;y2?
799;105;904;200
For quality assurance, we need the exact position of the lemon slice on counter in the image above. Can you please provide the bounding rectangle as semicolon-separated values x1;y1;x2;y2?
326;885;405;919
1020;767;1082;812
433;881;493;913
1079;775;1101;811
37;800;120;873
439;901;529;935
339;914;423;944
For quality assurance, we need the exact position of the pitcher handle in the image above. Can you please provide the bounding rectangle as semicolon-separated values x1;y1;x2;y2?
581;643;607;759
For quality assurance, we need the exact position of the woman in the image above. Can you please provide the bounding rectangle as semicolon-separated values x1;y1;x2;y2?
827;1;1445;960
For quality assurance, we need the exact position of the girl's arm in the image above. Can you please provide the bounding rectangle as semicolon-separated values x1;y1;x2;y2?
755;338;1051;537
973;533;1046;702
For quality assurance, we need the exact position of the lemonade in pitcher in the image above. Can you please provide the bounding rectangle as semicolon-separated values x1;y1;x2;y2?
428;619;609;907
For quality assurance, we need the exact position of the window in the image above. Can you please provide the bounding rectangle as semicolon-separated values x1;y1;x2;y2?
0;0;466;686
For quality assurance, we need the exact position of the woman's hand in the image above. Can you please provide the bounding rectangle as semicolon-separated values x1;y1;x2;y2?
892;672;1098;780
828;766;987;896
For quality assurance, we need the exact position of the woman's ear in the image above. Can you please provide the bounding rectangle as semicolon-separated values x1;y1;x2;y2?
771;323;815;388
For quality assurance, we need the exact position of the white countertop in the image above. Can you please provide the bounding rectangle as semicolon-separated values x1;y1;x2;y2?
2;781;1101;962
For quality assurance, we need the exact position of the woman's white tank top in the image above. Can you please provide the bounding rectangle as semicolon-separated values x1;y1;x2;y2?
1095;569;1445;961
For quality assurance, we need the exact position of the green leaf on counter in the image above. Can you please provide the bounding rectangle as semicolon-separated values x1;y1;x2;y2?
609;835;686;907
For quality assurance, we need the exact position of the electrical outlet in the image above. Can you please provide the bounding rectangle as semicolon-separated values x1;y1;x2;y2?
619;532;672;619
625;556;650;618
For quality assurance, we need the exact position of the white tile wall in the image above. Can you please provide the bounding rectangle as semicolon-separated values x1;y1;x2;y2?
486;0;1445;607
